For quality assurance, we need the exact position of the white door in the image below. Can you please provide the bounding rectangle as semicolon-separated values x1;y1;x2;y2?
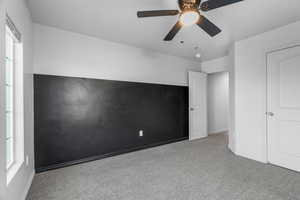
267;45;300;172
189;71;207;140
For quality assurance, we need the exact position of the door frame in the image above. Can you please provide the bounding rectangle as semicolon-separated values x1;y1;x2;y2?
265;44;300;164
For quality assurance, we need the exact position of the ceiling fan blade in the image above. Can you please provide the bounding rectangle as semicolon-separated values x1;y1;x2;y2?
201;0;243;11
137;10;179;18
197;16;221;37
195;0;202;7
164;21;182;41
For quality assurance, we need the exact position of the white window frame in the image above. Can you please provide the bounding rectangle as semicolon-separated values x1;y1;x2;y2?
5;17;25;185
5;25;16;170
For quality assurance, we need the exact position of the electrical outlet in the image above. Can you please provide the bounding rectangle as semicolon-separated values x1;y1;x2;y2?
139;130;144;137
26;156;29;166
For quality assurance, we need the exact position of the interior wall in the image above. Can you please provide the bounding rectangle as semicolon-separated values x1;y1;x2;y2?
207;72;229;134
33;24;202;86
228;46;236;152
34;75;188;172
31;23;204;172
201;56;229;73
0;0;34;200
232;20;300;163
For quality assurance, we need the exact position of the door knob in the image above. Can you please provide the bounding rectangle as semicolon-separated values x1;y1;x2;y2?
267;112;274;117
190;108;195;111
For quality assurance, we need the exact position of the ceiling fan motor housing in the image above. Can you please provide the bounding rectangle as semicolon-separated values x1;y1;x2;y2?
179;0;201;11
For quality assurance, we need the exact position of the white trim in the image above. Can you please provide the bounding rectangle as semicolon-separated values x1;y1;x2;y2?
228;144;236;154
34;72;190;87
5;24;25;185
21;170;34;200
209;129;228;135
5;25;16;170
235;150;268;164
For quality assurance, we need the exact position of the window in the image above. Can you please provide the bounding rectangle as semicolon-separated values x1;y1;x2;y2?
5;25;16;169
5;15;24;185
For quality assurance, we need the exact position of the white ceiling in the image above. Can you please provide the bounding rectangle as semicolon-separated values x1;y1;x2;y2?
27;0;300;61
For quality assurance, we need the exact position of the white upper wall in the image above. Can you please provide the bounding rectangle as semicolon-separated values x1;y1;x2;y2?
207;72;229;134
33;24;202;86
201;56;229;73
232;20;300;163
0;0;34;200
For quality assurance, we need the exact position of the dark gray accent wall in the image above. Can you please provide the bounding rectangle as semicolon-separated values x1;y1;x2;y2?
34;74;188;172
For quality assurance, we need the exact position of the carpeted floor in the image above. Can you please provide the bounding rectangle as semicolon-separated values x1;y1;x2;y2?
27;134;300;200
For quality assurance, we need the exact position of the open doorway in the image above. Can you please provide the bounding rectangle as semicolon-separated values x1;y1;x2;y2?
207;72;229;140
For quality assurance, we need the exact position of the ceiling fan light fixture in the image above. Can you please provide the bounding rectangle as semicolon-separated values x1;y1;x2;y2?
179;11;200;26
195;53;201;58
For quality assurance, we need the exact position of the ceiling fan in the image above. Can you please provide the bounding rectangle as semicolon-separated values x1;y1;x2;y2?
137;0;243;41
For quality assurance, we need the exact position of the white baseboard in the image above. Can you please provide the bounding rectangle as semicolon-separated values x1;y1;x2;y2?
21;170;35;200
228;144;236;154
235;150;268;164
209;129;228;135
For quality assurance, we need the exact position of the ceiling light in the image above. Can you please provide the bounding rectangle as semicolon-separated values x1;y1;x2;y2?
179;11;200;26
195;53;201;58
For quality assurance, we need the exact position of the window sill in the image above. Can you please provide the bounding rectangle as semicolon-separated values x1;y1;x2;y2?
7;160;24;186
